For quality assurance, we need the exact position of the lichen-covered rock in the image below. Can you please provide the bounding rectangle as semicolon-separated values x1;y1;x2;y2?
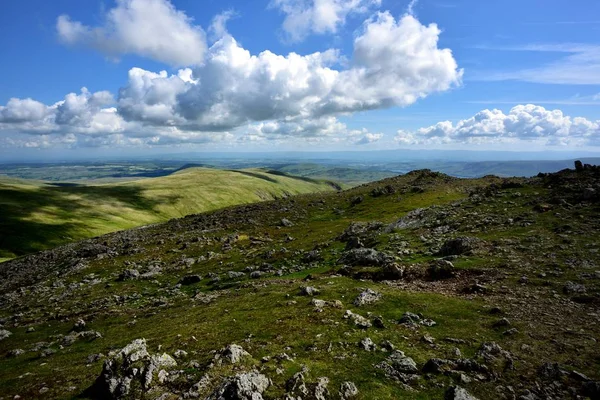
344;310;371;329
208;371;270;400
87;338;177;399
338;248;393;267
216;344;251;364
0;329;12;341
339;381;358;399
445;385;479;400
353;289;381;306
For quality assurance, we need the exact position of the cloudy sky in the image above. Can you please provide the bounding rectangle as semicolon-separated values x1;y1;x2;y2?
1;0;599;157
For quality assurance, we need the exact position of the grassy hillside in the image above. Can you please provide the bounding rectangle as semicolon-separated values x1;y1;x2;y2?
0;168;337;260
0;167;598;399
276;163;397;186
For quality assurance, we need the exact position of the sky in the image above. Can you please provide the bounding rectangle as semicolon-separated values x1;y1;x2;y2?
0;0;599;160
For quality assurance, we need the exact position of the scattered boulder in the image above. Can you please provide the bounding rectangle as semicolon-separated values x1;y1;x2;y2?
7;348;24;357
399;312;436;327
359;337;377;351
87;338;177;399
208;371;270;400
313;377;330;400
339;381;358;399
339;248;393;266
228;271;246;279
217;344;250;364
428;259;456;280
563;281;586;294
280;218;294;227
376;350;419;383
344;310;372;329
353;288;381;306
438;237;482;256
445;386;479;400
118;269;140;281
73;318;86;332
300;286;320;296
0;329;12;341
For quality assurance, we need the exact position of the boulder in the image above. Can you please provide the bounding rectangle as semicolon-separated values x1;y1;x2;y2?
353;289;381;306
208;371;270;400
428;259;456;280
445;386;480;400
339;381;358;399
438;237;482;256
338;248;393;266
217;344;250;364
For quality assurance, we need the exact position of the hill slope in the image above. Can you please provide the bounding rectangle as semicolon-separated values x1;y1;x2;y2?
0;168;337;260
0;165;599;399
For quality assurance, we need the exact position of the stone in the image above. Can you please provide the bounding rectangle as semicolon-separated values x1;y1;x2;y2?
445;386;480;400
358;337;377;351
73;318;86;332
173;350;188;359
179;275;202;285
250;271;263;279
438;237;482;256
300;286;320;296
428;259;456;280
8;349;24;357
227;271;246;279
344;310;371;329
218;344;250;364
0;329;12;341
563;281;586;294
208;371;270;400
280;218;294;227
385;350;418;374
338;248;393;267
353;288;382;306
314;377;330;400
118;269;139;281
339;381;358;399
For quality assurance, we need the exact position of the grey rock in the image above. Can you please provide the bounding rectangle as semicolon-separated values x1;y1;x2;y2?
8;348;24;357
358;337;377;351
563;281;586;294
0;329;12;341
118;269;140;281
445;386;479;400
208;371;270;400
344;310;371;329
300;286;320;296
438;237;483;256
218;344;250;364
339;381;358;399
353;288;381;306
428;259;456;280
338;248;393;267
280;218;294;227
314;377;330;400
228;271;246;279
73;318;86;332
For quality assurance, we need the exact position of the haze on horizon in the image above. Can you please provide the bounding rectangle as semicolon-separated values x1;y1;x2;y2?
1;0;600;160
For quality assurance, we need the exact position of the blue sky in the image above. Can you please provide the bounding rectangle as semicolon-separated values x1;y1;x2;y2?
0;0;599;158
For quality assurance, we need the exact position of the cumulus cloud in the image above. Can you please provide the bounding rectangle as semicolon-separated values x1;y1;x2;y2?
353;131;383;145
270;0;381;42
56;0;207;66
116;12;461;132
395;104;600;146
9;6;462;149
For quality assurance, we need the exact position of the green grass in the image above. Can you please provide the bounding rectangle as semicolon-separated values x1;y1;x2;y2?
0;167;336;259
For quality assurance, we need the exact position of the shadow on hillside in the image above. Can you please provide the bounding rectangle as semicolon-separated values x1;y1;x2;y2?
227;170;279;183
0;184;181;258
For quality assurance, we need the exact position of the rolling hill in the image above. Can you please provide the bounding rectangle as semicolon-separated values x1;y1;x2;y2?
0;164;598;399
0;167;338;260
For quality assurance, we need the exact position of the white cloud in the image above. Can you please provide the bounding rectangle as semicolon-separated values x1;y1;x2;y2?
472;43;600;85
353;131;383;145
270;0;381;42
116;12;461;132
56;0;207;66
209;10;237;40
396;104;600;146
0;98;51;123
5;9;461;149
